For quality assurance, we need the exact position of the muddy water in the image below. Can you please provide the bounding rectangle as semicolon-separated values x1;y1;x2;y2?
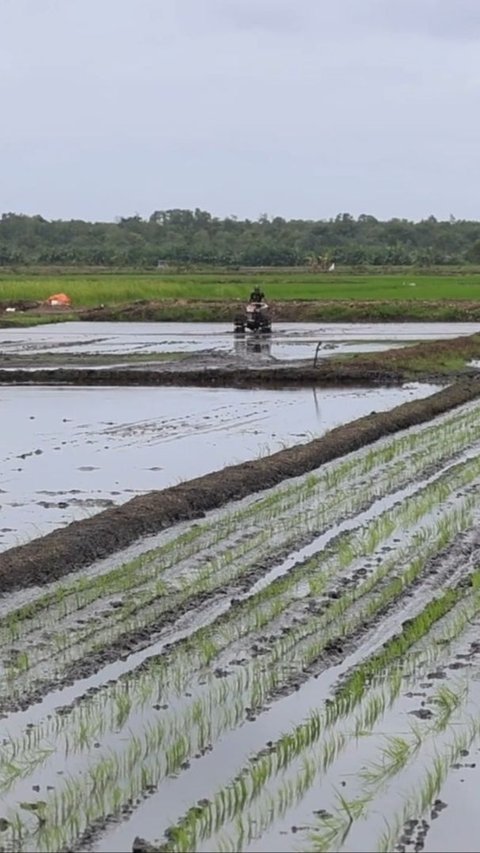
424;752;480;852
1;320;479;362
0;381;438;550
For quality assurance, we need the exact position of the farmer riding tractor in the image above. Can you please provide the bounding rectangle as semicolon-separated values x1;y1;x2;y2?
233;286;272;335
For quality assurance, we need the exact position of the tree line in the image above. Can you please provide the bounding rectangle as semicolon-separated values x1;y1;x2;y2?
2;209;480;268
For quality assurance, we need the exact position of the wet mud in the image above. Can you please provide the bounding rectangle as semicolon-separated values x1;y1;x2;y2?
1;330;480;386
5;296;480;325
73;298;480;324
0;362;405;387
1;379;480;594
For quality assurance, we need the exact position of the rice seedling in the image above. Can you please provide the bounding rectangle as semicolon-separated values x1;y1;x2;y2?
4;396;480;713
377;716;480;852
5;487;469;806
309;790;373;852
431;683;467;731
6;400;480;850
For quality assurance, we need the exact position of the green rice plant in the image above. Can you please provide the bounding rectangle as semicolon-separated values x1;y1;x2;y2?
359;734;418;788
4;436;480;848
5;395;480;711
11;551;465;853
309;791;372;852
335;573;480;707
377;716;480;852
432;683;466;731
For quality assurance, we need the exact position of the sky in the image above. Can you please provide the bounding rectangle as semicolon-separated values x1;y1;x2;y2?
1;0;479;222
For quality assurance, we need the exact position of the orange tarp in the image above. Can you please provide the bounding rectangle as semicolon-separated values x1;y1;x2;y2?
46;293;72;306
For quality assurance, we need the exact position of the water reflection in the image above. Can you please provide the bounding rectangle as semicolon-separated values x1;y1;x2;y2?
233;335;272;358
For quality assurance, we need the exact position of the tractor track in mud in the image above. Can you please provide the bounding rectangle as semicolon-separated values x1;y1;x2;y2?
1;379;480;595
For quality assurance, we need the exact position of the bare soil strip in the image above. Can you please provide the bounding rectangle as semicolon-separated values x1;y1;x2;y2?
0;380;480;594
4;297;480;325
0;363;405;386
76;299;480;323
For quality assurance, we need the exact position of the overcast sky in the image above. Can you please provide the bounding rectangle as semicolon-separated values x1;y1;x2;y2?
1;0;479;222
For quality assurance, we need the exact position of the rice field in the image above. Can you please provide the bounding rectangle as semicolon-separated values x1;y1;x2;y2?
3;272;480;307
3;395;480;851
3;271;480;306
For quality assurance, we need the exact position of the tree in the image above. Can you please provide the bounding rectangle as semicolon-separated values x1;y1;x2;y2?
466;240;480;263
1;209;480;268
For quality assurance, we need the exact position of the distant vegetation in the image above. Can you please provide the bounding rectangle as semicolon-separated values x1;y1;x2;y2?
2;210;480;268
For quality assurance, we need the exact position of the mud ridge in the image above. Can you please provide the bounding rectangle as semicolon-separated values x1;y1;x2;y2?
76;299;480;324
6;297;480;326
0;364;406;387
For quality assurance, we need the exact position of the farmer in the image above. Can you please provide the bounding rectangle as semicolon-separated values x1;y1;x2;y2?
249;286;265;303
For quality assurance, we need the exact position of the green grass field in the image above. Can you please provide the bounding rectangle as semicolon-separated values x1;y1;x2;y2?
2;272;480;306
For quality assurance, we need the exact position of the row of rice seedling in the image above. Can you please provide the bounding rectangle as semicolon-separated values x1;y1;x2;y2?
0;474;444;697
3;395;480;704
150;575;480;852
6;413;480;712
3;443;479;790
309;680;480;853
376;718;480;852
4;394;480;647
1;472;477;852
207;686;477;853
5;403;480;848
237;505;475;713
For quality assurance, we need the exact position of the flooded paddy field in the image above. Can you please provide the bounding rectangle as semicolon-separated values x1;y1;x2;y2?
1;320;480;366
0;382;437;550
3;385;480;851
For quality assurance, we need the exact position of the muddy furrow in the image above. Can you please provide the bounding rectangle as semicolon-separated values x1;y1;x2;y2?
1;380;480;594
6;514;475;853
1;490;478;853
132;571;480;853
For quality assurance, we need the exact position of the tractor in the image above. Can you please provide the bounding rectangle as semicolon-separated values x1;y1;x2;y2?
233;300;272;335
